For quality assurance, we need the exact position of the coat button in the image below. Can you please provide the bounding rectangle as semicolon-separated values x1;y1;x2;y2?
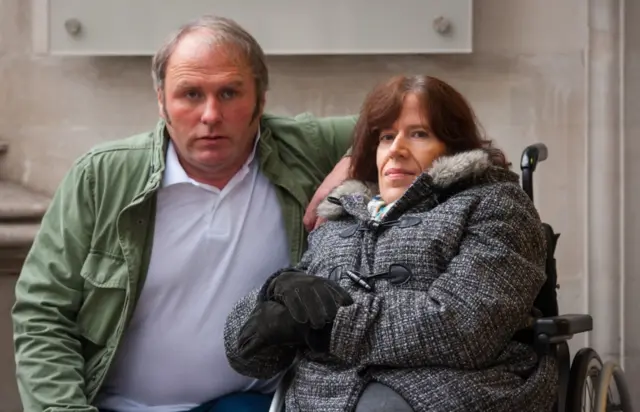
339;223;360;238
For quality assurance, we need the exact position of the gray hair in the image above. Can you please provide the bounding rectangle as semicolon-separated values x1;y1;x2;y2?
151;15;269;97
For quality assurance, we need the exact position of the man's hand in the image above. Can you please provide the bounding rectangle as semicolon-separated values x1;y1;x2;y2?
303;156;351;231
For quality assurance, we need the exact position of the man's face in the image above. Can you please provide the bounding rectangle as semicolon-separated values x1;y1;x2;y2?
158;31;264;187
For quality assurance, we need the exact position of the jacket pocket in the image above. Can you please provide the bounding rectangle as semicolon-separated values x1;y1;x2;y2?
78;252;129;347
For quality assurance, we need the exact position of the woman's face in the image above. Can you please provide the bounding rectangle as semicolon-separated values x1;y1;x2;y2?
376;93;447;204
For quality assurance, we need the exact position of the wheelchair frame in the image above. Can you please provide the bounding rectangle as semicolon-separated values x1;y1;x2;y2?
268;143;633;412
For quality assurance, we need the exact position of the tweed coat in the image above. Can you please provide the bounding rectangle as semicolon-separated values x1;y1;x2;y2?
224;149;558;412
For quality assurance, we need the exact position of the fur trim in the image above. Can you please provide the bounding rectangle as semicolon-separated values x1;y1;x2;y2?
316;180;375;220
316;149;493;220
428;149;491;187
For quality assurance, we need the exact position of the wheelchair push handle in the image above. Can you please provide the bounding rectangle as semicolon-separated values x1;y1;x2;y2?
520;143;548;172
520;143;548;203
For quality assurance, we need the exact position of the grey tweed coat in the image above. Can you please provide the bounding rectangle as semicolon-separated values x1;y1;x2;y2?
224;149;558;412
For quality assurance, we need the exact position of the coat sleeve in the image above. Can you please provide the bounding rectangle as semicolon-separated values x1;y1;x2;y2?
328;183;548;370
11;157;98;412
223;226;325;379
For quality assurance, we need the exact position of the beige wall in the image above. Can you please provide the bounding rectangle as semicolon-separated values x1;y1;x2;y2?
0;0;636;410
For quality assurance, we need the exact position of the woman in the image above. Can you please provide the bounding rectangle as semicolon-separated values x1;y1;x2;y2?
224;75;557;412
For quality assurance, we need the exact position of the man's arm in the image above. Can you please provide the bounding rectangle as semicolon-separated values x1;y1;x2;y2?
12;157;97;412
303;115;357;230
314;115;357;166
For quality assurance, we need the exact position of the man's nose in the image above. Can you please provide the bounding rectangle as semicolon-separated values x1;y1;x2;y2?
201;98;222;125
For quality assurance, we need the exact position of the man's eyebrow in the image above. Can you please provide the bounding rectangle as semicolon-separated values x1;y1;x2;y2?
174;80;245;89
174;81;197;89
221;80;244;88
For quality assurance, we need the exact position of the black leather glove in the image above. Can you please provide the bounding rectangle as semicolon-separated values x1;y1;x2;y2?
237;300;335;358
265;270;354;329
237;300;307;359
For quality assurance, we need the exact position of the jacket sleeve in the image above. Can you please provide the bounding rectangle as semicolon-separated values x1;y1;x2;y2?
309;115;357;172
328;183;547;370
224;227;324;378
12;157;98;412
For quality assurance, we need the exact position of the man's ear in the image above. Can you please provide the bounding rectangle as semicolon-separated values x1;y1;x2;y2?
251;92;267;123
259;92;266;113
157;88;165;119
157;88;171;124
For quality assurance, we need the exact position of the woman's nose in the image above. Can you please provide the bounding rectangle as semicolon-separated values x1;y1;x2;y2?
389;135;409;157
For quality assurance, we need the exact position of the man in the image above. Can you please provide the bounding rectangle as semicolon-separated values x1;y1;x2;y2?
12;15;354;412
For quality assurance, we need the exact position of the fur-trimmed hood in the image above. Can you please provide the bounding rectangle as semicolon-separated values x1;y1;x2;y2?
317;149;516;220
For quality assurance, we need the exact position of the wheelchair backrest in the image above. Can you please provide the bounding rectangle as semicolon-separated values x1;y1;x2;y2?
534;222;560;318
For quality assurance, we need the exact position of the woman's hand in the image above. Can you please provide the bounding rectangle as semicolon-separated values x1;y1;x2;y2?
266;271;354;328
237;299;337;358
237;270;353;358
237;301;307;358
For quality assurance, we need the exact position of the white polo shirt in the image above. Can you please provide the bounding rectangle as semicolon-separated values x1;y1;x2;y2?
96;133;291;412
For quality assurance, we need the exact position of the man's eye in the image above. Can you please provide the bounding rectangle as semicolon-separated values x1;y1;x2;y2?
220;89;238;100
185;90;202;100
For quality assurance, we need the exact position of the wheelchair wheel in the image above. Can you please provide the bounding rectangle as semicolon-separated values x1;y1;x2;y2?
593;361;634;412
566;348;603;412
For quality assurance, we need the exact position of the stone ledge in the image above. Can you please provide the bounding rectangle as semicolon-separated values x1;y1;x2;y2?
0;224;39;276
0;181;50;221
0;223;40;249
0;245;30;276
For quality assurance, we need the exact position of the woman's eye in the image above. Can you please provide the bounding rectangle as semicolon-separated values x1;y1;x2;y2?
411;130;429;138
379;134;395;142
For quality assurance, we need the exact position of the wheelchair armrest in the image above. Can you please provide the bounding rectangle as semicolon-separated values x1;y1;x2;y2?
533;314;593;345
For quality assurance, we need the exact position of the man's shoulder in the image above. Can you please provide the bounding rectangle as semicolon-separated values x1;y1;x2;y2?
260;112;357;154
261;112;318;136
62;126;159;205
261;111;317;124
86;128;155;158
73;127;157;173
261;112;357;133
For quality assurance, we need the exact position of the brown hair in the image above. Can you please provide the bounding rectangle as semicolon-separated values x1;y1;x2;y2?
349;75;509;182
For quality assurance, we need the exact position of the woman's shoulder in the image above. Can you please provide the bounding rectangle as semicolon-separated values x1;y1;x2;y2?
463;178;537;214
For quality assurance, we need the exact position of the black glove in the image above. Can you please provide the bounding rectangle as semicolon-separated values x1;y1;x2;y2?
237;300;332;358
265;270;354;329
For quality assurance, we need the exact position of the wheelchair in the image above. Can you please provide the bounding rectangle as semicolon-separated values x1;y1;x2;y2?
268;143;634;412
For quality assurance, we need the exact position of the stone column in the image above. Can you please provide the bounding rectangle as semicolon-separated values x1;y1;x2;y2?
586;0;623;363
622;0;640;404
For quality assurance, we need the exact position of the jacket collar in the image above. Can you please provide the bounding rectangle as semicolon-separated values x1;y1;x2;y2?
139;117;308;206
317;149;519;221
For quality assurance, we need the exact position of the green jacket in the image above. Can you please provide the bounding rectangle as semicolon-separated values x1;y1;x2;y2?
11;113;356;412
